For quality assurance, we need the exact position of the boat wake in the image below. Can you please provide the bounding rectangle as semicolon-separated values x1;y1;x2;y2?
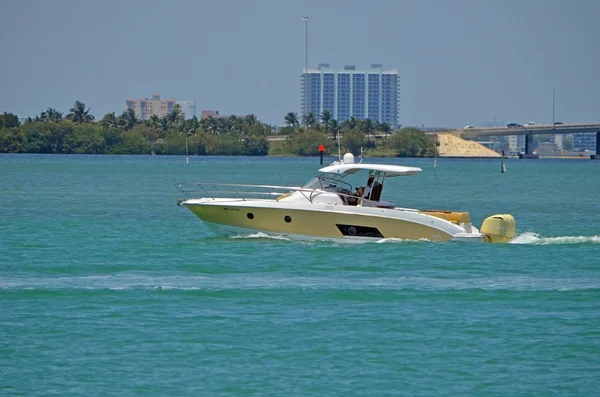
225;232;600;245
511;232;600;245
3;273;599;291
230;232;291;242
376;238;431;244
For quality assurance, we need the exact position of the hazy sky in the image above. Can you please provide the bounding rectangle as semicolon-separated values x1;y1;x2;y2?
1;0;598;127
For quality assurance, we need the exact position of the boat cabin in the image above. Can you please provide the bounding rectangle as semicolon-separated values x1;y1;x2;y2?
294;162;422;208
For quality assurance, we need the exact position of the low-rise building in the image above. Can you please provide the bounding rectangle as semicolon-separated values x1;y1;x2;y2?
536;142;560;156
125;94;176;121
507;135;526;154
201;110;236;119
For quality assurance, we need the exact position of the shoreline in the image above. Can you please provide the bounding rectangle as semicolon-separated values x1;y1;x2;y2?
1;152;596;160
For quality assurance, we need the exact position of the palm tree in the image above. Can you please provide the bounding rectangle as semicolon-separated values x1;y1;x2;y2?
284;112;300;129
302;112;317;129
230;115;243;134
244;114;258;126
361;118;374;141
168;104;183;125
321;110;332;134
119;109;137;131
202;117;219;135
101;112;119;129
67;101;95;123
39;108;63;123
149;114;161;130
379;122;392;141
330;119;341;141
342;116;358;131
38;110;49;123
217;117;231;134
189;116;200;132
159;116;170;133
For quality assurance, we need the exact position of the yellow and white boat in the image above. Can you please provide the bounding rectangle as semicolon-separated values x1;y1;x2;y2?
176;154;515;243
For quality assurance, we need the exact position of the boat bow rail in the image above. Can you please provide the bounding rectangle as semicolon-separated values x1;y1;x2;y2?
175;182;319;205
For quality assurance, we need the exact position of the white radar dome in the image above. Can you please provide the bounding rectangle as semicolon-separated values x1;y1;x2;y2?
342;153;355;164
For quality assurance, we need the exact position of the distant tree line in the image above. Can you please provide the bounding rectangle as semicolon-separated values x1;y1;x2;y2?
0;101;270;155
0;103;437;157
279;110;436;157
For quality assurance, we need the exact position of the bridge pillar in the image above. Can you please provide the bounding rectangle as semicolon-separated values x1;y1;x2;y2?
591;131;600;160
519;133;539;159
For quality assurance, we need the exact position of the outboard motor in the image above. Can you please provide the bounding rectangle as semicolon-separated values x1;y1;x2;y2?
481;214;516;243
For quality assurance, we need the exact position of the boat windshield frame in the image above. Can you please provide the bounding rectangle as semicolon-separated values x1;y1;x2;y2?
302;173;353;192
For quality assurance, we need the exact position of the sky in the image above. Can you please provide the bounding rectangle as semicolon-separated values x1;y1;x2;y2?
1;0;598;128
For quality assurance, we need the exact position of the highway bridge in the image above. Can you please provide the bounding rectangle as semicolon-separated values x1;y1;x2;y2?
267;123;600;159
458;123;600;138
450;123;600;159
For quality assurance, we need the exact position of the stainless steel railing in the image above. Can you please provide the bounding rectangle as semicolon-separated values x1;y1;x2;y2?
175;182;316;203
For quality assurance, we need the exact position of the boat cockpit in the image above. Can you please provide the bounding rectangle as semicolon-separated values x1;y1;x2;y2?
301;171;393;208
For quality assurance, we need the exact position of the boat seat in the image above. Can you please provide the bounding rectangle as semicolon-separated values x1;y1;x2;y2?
421;210;471;224
370;183;383;201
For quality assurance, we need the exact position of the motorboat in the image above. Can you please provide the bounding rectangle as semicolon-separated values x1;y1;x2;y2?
175;154;515;243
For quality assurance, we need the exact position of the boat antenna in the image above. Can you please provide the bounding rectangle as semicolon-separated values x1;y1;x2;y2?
360;147;363;163
501;149;506;173
337;130;341;162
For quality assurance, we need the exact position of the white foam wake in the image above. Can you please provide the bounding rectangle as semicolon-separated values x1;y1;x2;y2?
2;274;599;291
376;238;431;244
511;232;600;245
231;232;600;245
231;232;291;241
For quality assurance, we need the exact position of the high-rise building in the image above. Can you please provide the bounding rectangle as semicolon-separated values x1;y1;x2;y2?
572;133;597;152
177;100;196;120
125;94;176;121
301;64;400;127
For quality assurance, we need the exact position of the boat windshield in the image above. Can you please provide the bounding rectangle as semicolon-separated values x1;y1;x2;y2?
302;174;352;192
302;177;322;190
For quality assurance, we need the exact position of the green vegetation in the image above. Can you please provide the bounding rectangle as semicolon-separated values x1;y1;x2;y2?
280;112;436;158
0;103;271;156
0;104;437;157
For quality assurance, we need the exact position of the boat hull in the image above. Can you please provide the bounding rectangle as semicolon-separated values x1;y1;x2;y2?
183;199;484;243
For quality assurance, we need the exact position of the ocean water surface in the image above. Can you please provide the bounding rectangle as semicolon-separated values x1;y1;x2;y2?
1;154;599;396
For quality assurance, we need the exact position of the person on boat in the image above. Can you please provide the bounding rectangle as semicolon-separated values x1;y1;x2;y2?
345;189;359;206
362;175;375;200
345;186;363;206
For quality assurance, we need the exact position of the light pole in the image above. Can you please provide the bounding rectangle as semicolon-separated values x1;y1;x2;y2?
302;16;310;125
552;85;556;125
185;133;189;165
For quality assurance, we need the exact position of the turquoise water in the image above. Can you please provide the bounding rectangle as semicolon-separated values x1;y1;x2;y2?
1;154;599;396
